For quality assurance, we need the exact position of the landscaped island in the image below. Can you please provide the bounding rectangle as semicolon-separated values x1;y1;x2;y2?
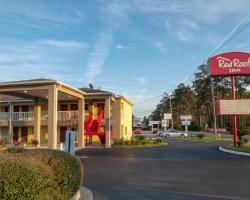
112;135;167;148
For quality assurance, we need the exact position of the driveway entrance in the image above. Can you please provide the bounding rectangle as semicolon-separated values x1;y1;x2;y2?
77;140;250;200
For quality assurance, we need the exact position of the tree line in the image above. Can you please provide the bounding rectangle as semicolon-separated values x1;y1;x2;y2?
148;64;250;131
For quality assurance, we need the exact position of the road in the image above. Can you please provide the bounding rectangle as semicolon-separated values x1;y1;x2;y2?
77;140;250;200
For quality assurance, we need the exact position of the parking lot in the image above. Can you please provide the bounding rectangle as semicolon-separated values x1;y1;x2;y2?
77;139;250;200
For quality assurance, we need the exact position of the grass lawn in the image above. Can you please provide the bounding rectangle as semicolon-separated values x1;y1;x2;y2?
175;135;232;142
112;142;168;148
224;145;250;153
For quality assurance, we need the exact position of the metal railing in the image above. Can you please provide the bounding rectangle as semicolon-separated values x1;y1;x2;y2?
41;111;48;121
0;112;10;121
12;112;34;121
0;111;86;121
58;111;78;121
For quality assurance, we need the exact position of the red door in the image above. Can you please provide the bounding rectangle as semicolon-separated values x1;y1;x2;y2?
21;127;28;142
13;127;18;142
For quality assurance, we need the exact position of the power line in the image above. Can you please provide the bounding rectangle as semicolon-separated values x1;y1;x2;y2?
208;14;250;57
134;95;162;106
134;13;250;116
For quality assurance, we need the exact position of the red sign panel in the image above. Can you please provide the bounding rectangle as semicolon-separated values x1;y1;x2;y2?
216;99;250;115
208;52;250;76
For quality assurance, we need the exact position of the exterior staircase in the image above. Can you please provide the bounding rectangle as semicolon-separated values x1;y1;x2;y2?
85;110;105;144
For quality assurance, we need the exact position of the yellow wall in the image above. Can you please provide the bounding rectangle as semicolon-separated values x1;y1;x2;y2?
41;126;48;144
112;98;133;140
16;126;34;142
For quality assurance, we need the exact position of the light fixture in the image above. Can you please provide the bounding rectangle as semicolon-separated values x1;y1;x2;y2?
24;90;28;93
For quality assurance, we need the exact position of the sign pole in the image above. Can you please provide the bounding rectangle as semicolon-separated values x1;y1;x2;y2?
231;76;238;147
210;77;218;137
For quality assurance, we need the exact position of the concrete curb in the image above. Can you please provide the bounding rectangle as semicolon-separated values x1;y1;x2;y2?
219;146;250;157
71;186;94;200
80;186;94;200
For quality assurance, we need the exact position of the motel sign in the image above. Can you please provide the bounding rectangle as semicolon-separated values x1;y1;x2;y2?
208;51;250;147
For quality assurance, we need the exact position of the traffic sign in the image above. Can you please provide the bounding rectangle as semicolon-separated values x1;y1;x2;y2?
164;113;172;120
182;121;191;126
180;115;192;120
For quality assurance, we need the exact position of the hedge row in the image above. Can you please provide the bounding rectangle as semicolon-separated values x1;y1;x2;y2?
0;149;83;200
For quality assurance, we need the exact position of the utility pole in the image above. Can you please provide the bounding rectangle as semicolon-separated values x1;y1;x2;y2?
210;77;219;138
169;95;174;129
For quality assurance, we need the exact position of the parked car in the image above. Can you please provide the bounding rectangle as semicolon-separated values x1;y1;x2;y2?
134;128;142;134
152;128;158;134
161;129;187;138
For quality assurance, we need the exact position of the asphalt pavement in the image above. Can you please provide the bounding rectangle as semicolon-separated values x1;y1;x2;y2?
77;139;250;200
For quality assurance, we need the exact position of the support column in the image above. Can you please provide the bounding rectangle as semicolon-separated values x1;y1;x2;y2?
231;76;237;147
34;104;41;146
48;86;58;149
78;98;85;148
8;104;13;144
105;97;111;148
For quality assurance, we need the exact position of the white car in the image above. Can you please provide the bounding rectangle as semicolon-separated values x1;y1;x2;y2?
161;130;187;138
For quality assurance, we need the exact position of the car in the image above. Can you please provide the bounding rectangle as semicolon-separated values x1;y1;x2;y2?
161;129;187;138
134;128;142;134
152;128;158;134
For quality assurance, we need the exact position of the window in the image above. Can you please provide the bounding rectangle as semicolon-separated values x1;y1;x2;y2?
71;104;78;111
85;104;89;111
121;125;124;135
125;126;127;135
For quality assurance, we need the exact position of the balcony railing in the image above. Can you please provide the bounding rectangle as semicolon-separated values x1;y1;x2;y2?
12;112;34;121
58;111;78;121
0;111;93;122
41;111;48;121
0;112;9;121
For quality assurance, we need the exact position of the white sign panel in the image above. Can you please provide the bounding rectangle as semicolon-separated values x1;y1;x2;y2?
164;113;172;120
180;115;192;120
149;121;161;126
182;121;191;126
217;99;250;115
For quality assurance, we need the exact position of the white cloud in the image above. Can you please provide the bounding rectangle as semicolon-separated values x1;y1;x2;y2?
129;0;189;13
115;44;128;49
84;2;129;83
177;31;193;41
0;1;85;25
182;19;200;30
38;40;87;48
84;32;113;83
135;77;149;85
154;42;168;53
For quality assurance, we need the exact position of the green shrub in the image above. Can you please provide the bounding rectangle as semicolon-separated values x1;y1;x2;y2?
7;147;26;153
23;149;83;199
133;135;146;141
124;140;131;145
196;133;205;139
237;139;247;148
153;138;162;144
0;155;62;200
112;139;119;145
237;129;250;139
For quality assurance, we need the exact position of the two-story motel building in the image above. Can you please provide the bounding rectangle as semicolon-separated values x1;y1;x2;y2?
0;79;133;149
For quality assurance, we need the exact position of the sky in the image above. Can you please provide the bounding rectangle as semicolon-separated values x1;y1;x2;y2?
0;0;250;117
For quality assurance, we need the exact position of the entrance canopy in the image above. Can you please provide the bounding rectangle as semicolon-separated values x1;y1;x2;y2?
0;78;86;149
0;79;85;101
